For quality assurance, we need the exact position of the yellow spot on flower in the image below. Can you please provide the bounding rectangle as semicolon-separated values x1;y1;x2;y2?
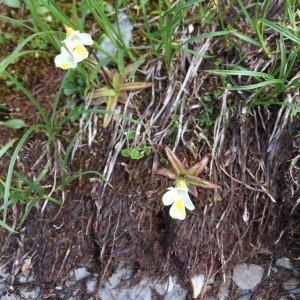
73;45;88;60
170;199;185;219
57;62;71;69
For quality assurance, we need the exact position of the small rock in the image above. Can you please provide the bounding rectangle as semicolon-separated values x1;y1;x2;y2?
73;267;90;281
191;274;205;298
96;12;133;63
154;276;187;299
0;270;10;291
275;258;293;270
166;276;174;293
164;277;188;300
282;276;300;294
86;277;97;293
237;293;252;300
233;264;264;290
66;267;91;288
21;258;32;277
219;282;230;300
17;274;35;283
20;286;40;299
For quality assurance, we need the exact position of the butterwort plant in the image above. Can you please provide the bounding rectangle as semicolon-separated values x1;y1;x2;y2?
89;63;152;128
156;146;220;220
55;26;94;69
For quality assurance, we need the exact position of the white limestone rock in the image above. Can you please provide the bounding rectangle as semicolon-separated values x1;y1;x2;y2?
191;274;205;299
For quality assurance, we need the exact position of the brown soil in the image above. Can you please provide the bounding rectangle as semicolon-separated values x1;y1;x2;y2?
1;2;300;300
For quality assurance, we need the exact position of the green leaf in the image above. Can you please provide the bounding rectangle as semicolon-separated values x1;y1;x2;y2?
165;146;186;176
159;158;166;164
0;139;17;158
187;157;208;177
4;0;21;8
155;168;177;180
121;149;131;157
0;119;25;129
0;104;9;111
36;6;49;15
188;175;220;189
103;95;117;128
93;88;117;97
119;82;152;92
127;131;136;140
258;18;300;44
143;146;151;156
130;148;144;159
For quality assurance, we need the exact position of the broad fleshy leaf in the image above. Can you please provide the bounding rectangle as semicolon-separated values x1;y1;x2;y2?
92;64;152;127
99;67;114;87
188;174;220;189
119;82;152;92
155;168;177;180
186;182;199;198
125;64;134;77
92;87;117;98
165;146;187;176
103;95;117;128
187;156;209;176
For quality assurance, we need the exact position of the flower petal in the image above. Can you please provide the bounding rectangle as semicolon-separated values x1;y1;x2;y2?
183;192;195;211
73;44;89;62
162;188;176;206
63;30;80;42
169;199;186;220
78;33;94;45
54;48;77;69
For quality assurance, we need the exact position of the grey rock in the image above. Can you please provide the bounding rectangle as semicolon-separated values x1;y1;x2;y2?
72;267;90;281
219;282;230;300
282;276;300;294
98;263;187;300
86;277;97;293
237;292;252;300
65;267;91;288
164;277;188;300
96;11;133;63
275;257;293;270
233;264;264;290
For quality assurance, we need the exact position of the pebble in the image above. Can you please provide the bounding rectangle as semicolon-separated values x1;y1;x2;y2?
236;293;252;300
190;274;205;298
275;257;293;270
282;276;300;294
1;259;300;299
232;263;264;290
98;263;187;300
219;281;230;300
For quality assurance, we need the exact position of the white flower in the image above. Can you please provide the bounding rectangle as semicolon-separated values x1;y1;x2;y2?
54;46;77;69
162;180;195;220
55;26;94;69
